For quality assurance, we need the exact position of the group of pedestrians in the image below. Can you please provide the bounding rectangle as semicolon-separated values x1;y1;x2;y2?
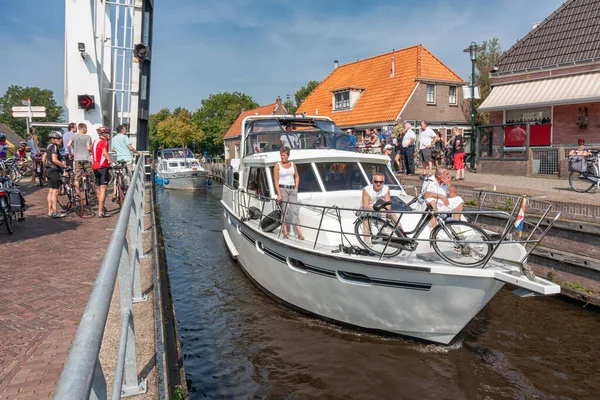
29;123;139;218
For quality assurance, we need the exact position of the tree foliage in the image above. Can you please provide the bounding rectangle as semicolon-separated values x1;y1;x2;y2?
156;108;204;148
192;92;258;155
462;37;504;126
294;80;320;109
0;85;64;145
149;108;172;151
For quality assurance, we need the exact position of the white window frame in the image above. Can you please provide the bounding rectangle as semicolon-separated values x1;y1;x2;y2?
426;84;436;104
334;91;351;110
448;86;457;105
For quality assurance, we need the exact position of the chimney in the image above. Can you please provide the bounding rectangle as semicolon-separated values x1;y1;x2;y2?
390;56;395;78
334;60;338;69
276;96;283;106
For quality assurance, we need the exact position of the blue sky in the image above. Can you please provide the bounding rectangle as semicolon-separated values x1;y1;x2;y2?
0;0;566;115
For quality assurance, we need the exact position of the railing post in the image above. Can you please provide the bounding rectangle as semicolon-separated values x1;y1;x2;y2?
129;163;147;303
116;241;147;397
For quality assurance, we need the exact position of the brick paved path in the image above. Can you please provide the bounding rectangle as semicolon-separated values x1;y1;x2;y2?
0;184;120;399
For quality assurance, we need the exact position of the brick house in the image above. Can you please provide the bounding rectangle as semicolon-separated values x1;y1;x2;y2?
223;97;287;163
296;44;470;145
478;0;600;177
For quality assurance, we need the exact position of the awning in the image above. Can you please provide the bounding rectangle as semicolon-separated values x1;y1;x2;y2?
478;73;600;112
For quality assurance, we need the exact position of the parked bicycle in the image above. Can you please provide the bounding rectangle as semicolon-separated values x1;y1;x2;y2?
354;195;492;267
569;150;599;193
111;161;128;210
78;166;97;207
0;176;25;234
57;168;94;218
32;154;45;187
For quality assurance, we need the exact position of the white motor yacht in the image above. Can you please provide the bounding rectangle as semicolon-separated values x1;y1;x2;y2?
155;148;208;190
221;115;561;344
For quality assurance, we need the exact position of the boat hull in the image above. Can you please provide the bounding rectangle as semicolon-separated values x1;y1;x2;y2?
157;171;208;190
222;209;504;344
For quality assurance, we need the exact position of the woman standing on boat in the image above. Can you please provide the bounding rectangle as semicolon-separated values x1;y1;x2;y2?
274;146;304;240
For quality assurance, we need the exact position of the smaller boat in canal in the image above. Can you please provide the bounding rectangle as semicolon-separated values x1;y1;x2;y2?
155;148;208;190
220;115;561;344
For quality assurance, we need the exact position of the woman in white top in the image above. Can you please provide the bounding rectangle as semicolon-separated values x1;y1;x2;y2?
273;146;304;240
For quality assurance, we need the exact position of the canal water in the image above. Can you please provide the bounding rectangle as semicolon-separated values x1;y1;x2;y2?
156;185;599;399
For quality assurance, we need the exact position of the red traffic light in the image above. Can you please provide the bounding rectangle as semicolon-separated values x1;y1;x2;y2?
134;44;149;60
77;95;95;111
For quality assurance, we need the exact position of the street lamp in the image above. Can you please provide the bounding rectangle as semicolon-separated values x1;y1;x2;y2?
286;94;291;114
463;41;483;169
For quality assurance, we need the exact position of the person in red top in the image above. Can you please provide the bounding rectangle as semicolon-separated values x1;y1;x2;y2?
92;126;115;217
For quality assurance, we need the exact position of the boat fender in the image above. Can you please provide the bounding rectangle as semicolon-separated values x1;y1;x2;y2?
260;210;282;232
206;178;213;186
155;175;163;186
164;178;170;185
248;206;262;220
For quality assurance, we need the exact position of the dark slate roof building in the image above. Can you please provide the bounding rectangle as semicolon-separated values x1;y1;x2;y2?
495;0;600;73
0;123;26;149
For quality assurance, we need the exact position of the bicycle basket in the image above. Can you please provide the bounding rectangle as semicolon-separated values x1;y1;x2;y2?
568;155;587;172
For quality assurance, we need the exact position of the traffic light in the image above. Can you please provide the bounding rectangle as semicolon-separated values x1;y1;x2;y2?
134;43;149;61
77;94;95;111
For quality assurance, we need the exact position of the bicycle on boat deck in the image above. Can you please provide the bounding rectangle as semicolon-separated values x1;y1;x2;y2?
354;196;492;267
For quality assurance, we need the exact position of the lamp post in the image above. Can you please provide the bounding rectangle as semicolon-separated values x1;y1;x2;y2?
463;41;483;169
286;94;291;114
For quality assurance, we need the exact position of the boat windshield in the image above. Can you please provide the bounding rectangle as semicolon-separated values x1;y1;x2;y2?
160;149;195;159
244;118;352;156
360;162;398;186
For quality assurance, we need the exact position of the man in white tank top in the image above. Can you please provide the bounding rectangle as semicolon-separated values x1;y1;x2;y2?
361;172;391;210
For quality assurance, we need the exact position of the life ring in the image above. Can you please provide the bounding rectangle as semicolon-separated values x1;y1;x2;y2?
260;210;282;232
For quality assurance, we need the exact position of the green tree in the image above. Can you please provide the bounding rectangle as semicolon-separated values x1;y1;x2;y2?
156;109;204;148
294;80;320;109
462;37;504;126
0;85;64;145
192;92;258;155
149;108;171;151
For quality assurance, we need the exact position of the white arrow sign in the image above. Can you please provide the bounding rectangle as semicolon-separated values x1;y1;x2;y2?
12;111;47;118
11;106;46;112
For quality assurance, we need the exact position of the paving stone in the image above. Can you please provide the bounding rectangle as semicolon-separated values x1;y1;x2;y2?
0;185;119;399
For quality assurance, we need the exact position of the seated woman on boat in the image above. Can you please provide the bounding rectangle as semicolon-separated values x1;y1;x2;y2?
274;146;305;240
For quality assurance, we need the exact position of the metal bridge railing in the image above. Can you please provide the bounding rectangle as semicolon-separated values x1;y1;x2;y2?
54;156;149;399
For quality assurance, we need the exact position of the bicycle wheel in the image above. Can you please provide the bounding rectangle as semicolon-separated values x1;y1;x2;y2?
38;166;45;187
57;187;73;211
354;215;402;257
1;200;14;234
569;168;596;193
87;181;97;204
431;221;492;267
10;166;22;183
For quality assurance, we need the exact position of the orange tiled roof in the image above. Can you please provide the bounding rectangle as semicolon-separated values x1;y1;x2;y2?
224;103;282;139
297;44;464;126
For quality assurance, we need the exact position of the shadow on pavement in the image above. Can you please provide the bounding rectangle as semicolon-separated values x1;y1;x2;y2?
0;214;82;243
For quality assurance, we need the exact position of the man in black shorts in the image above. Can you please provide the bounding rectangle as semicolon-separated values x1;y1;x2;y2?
91;126;115;217
44;131;67;218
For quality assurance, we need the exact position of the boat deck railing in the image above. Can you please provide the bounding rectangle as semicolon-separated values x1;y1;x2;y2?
229;185;562;268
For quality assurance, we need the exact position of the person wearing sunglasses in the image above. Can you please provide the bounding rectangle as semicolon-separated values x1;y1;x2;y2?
361;173;391;211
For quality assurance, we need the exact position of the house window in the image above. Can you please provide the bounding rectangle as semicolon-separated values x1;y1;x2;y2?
449;86;457;105
334;91;350;110
234;144;239;158
506;107;552;124
426;84;436;104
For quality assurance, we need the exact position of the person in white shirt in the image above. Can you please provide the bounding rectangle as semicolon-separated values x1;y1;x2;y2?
280;126;299;149
419;120;436;177
401;122;416;175
422;166;464;225
274;146;304;239
383;144;394;171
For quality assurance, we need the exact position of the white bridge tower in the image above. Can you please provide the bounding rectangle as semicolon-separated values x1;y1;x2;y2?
64;0;153;149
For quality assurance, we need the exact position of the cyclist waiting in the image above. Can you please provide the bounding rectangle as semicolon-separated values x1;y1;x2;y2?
44;131;67;218
422;166;464;225
92;126;115;218
27;127;42;185
68;123;92;193
111;124;140;201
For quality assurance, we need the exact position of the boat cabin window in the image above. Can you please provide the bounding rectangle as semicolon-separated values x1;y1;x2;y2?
270;163;321;193
160;149;194;159
247;167;270;198
315;162;366;191
244;118;347;156
360;162;398;186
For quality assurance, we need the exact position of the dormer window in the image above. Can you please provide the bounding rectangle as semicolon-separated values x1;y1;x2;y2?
330;86;365;112
335;91;350;110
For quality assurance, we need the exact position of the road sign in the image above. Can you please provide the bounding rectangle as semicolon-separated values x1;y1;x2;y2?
11;111;47;118
11;106;46;112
